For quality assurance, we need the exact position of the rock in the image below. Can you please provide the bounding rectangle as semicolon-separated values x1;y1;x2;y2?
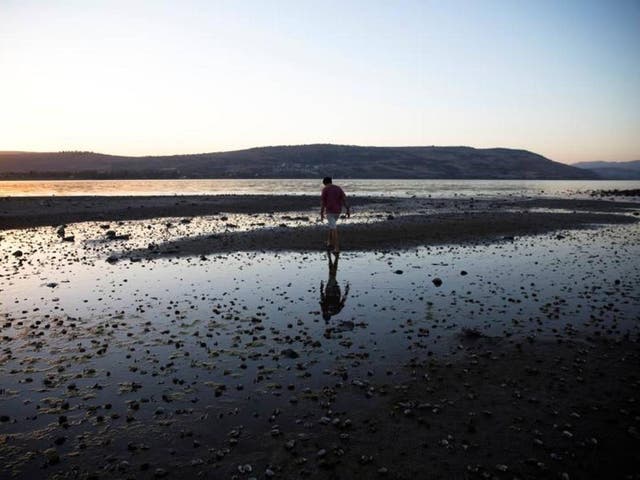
394;270;403;275
154;468;168;478
62;235;75;242
44;448;60;465
281;348;299;359
106;255;118;264
106;231;130;241
12;250;23;257
460;270;468;276
0;415;9;422
461;327;484;339
432;277;443;287
335;321;354;332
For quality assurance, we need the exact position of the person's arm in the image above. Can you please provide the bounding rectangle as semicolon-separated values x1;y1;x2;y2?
320;190;326;220
342;191;350;218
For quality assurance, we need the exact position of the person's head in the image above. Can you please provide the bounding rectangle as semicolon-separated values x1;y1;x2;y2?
322;177;332;185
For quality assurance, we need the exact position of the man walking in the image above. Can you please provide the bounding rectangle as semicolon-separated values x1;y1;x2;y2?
320;177;350;253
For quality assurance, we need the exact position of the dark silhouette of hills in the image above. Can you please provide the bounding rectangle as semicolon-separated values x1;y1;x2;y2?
572;160;640;180
0;144;598;180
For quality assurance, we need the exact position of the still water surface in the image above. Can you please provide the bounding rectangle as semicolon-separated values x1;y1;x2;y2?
2;178;640;197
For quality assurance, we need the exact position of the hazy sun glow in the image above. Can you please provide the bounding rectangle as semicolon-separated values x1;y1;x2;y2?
1;0;639;163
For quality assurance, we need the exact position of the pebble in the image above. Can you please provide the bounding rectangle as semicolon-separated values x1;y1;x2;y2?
281;348;299;359
44;448;60;465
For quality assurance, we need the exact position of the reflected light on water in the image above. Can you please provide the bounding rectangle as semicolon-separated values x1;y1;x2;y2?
1;178;640;198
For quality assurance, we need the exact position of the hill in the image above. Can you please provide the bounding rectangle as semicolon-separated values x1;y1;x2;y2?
0;144;598;180
572;160;640;180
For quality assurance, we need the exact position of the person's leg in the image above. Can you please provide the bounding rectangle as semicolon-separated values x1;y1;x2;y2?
326;214;337;248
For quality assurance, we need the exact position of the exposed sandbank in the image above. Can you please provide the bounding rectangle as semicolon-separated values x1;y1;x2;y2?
124;211;638;259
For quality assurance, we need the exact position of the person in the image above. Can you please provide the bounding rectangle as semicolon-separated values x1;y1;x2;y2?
320;251;350;321
320;177;350;253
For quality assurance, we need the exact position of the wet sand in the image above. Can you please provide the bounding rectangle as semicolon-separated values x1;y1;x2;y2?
122;211;637;259
0;195;387;230
1;195;639;479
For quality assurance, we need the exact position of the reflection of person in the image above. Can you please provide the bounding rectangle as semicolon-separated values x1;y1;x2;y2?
320;177;350;253
320;252;350;321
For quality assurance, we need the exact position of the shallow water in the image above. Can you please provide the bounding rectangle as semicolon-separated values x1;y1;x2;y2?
2;219;639;412
1;213;639;476
2;178;640;198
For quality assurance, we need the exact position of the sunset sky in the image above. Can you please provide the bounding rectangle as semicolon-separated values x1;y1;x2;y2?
1;0;639;163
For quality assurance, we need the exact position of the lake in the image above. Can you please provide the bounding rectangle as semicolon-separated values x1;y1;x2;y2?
1;178;640;198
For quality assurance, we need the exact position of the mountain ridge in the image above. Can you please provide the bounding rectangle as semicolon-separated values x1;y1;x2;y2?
0;144;597;180
573;160;640;180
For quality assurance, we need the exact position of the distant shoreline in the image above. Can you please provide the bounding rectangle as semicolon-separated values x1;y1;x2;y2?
0;144;600;180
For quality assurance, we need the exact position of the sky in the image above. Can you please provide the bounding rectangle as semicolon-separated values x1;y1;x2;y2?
1;0;639;163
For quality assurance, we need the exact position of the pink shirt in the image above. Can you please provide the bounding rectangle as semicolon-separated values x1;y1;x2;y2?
321;184;346;214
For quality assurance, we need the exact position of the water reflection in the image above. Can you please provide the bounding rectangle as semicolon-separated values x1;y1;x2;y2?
320;252;350;321
2;178;640;198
